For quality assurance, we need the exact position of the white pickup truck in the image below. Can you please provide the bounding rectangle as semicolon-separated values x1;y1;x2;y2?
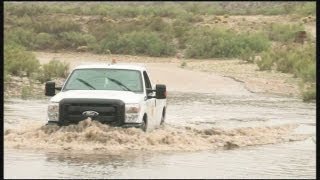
45;63;167;132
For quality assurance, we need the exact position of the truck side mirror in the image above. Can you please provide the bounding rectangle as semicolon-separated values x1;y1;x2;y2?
45;81;56;96
45;81;62;96
156;84;166;99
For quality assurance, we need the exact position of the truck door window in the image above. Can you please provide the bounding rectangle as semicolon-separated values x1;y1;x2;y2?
143;71;152;90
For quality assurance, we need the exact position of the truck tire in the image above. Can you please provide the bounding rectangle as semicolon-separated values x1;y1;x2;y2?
141;115;148;132
160;108;166;125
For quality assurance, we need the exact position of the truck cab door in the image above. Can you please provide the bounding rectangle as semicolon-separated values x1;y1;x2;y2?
143;71;156;127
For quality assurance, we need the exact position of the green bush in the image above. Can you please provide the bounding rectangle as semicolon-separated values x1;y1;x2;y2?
257;51;275;70
239;48;256;63
145;16;172;32
34;18;81;34
266;23;304;42
120;31;176;56
302;84;316;102
292;44;316;82
92;30;121;54
257;43;315;100
5;28;37;49
34;32;56;49
37;59;70;82
59;32;97;49
4;70;10;83
185;28;270;59
21;85;33;99
180;61;187;68
256;5;286;15
96;31;176;57
14;15;34;28
4;2;316;59
177;12;203;23
295;2;316;16
5;2;316;18
4;44;40;77
258;43;315;81
5;3;49;17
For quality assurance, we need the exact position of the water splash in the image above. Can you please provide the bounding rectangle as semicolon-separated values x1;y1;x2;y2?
4;118;311;153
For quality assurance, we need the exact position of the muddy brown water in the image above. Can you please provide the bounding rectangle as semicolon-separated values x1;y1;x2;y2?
4;91;315;179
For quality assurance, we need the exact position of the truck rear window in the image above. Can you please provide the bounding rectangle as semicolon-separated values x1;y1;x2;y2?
63;69;143;92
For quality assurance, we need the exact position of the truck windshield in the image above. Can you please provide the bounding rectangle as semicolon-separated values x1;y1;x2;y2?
63;69;143;92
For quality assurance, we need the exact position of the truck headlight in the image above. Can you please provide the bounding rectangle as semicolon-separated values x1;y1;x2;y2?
47;102;59;121
125;104;140;123
125;104;140;114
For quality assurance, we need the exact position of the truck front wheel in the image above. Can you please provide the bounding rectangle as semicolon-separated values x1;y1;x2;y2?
160;108;166;125
141;115;148;132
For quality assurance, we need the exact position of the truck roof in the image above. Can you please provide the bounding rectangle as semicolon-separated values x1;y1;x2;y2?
73;63;147;71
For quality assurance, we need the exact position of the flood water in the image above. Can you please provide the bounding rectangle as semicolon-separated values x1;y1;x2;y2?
4;92;316;179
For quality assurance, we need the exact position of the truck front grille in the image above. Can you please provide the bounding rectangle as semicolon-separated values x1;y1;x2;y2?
59;98;125;125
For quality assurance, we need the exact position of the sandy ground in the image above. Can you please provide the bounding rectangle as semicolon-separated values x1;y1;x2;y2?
185;59;301;97
34;51;300;97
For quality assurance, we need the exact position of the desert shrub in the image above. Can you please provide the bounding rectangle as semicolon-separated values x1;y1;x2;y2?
266;23;304;42
21;85;33;99
4;70;10;83
151;5;187;18
59;32;97;49
14;15;34;28
95;31;176;56
257;50;275;70
34;32;56;49
111;5;142;18
172;19;192;48
295;2;316;16
180;61;187;68
239;48;256;63
282;44;314;80
302;84;316;102
92;30;121;54
5;2;316;18
176;11;203;23
88;23;115;41
203;4;227;15
256;5;286;15
4;44;40;77
257;43;315;100
34;18;81;34
4;28;37;49
145;16;171;32
185;28;270;58
259;43;315;81
5;3;49;17
172;19;191;37
117;31;176;57
239;32;271;62
292;44;316;82
37;59;70;82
